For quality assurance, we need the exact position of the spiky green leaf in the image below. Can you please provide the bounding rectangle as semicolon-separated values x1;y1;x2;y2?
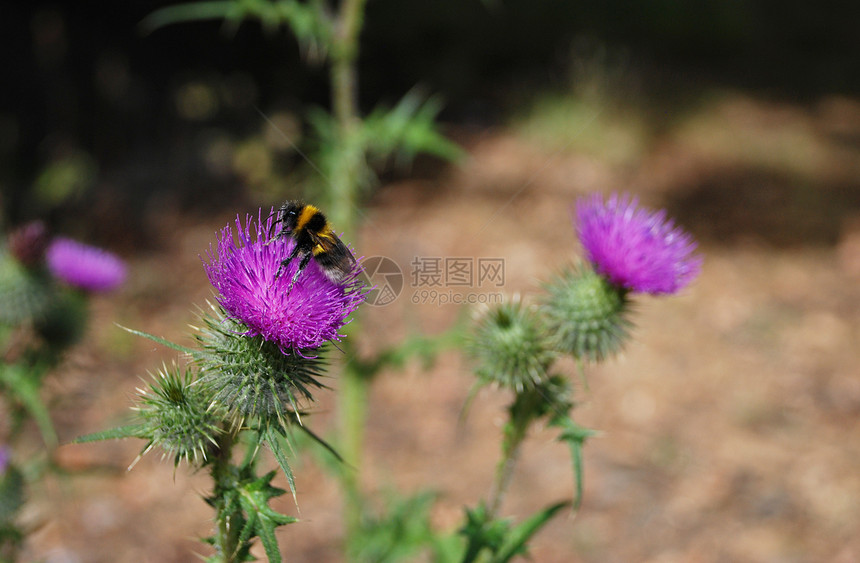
363;89;463;166
552;416;597;510
236;470;298;562
262;425;298;506
348;489;439;562
0;363;57;447
73;424;148;444
495;501;569;562
116;324;197;355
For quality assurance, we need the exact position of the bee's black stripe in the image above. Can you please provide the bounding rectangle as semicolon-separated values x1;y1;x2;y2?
306;212;328;233
295;205;328;233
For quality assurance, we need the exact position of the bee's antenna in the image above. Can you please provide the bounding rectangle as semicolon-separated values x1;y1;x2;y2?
267;207;283;240
266;208;282;224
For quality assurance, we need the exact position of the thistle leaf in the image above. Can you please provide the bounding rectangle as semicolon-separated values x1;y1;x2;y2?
262;426;298;507
495;501;569;562
73;425;148;444
552;416;598;510
0;363;57;447
236;470;298;562
116;324;197;355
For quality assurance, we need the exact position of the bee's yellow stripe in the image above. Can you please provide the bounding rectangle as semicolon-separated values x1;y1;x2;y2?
296;204;320;231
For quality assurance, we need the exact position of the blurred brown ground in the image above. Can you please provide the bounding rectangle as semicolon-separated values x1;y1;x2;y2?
24;92;860;562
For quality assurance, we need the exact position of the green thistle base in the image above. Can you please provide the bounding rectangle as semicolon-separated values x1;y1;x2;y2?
193;306;328;429
541;264;632;362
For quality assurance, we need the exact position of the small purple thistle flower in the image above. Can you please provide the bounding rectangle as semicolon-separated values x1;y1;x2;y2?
574;193;702;295
45;237;127;292
8;221;50;267
203;209;365;352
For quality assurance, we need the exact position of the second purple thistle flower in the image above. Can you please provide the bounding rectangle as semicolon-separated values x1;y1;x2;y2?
203;209;366;352
45;236;127;292
574;193;702;295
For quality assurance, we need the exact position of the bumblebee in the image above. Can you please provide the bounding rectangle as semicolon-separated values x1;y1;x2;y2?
271;200;357;286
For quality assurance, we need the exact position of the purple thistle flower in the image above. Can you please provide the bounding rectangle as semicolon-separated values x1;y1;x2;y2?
45;237;127;292
574;193;702;295
203;209;366;352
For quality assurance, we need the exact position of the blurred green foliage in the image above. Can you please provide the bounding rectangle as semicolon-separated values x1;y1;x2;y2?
32;151;97;208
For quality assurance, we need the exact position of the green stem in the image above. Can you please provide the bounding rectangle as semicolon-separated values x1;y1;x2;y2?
326;0;367;233
327;0;368;542
339;350;368;534
209;428;241;563
487;409;530;519
487;387;548;519
331;0;365;131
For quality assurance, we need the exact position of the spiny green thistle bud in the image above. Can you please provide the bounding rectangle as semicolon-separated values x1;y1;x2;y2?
0;249;52;326
469;300;556;392
541;264;632;362
192;303;327;429
134;364;221;467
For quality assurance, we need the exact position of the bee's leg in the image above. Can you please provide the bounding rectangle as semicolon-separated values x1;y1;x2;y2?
276;244;303;278
286;252;313;293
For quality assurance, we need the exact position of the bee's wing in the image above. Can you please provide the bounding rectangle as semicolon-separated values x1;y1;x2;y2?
308;229;338;253
309;230;357;280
